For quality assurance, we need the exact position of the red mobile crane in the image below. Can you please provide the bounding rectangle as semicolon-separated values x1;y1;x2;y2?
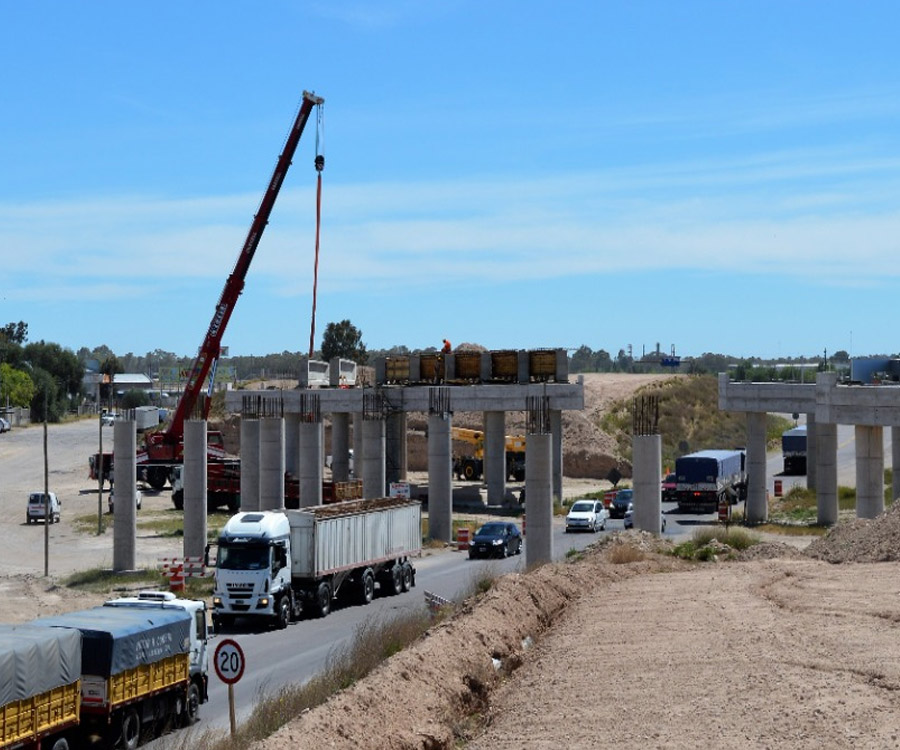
91;91;324;496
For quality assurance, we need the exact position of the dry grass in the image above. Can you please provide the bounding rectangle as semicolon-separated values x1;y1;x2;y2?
607;543;647;564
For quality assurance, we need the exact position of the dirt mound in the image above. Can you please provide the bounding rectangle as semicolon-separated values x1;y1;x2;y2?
252;543;678;750
735;540;810;561
804;502;900;563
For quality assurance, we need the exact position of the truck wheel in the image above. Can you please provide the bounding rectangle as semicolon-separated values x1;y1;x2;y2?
401;561;414;592
275;597;290;629
49;738;70;750
146;466;168;490
315;582;331;618
172;490;184;511
358;570;375;605
463;460;479;481
118;707;141;750
184;683;201;725
388;565;403;596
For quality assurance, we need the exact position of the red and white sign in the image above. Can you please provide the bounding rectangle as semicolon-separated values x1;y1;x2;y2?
214;639;246;685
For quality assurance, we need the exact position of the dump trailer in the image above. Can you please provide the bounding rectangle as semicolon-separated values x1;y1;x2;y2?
675;449;747;513
213;497;421;629
781;425;807;475
0;624;82;750
31;605;197;750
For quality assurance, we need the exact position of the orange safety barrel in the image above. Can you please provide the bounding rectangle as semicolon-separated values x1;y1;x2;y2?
169;563;185;592
457;527;470;551
774;479;783;497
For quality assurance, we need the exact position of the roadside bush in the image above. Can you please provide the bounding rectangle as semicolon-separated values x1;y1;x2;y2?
607;543;646;564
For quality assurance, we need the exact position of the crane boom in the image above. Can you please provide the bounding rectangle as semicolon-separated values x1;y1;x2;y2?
148;91;324;461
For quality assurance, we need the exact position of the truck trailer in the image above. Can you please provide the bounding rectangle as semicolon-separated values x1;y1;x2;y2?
781;425;807;475
675;449;747;513
28;599;208;750
0;624;82;750
212;497;421;630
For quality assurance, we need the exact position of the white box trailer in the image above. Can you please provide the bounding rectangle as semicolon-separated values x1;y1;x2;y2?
213;497;421;628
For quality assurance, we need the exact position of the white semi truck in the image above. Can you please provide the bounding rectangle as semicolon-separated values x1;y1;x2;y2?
212;497;421;629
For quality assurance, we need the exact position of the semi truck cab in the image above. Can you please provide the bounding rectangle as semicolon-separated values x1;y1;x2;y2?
212;511;297;630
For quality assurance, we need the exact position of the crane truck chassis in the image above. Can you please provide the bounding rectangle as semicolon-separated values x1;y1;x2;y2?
212;497;421;630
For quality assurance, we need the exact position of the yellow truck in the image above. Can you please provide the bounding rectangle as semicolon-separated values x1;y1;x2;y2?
0;624;81;750
451;427;526;482
18;599;208;750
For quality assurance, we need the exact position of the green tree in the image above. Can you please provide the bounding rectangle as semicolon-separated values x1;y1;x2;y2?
0;363;34;407
121;389;150;409
0;321;28;345
320;320;367;364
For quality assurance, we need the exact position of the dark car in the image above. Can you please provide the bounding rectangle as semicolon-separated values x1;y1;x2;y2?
609;488;633;519
661;473;677;502
468;522;523;559
624;504;667;532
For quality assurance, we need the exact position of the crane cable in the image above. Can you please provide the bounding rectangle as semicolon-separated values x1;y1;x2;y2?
309;101;325;359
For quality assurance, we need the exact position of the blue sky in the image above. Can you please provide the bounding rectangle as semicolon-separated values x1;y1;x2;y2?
3;1;899;361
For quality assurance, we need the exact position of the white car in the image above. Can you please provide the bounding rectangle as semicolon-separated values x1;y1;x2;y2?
27;492;61;524
109;487;142;514
101;412;117;426
565;499;609;533
0;417;10;433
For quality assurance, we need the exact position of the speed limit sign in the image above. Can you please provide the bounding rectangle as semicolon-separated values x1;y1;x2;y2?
214;638;246;685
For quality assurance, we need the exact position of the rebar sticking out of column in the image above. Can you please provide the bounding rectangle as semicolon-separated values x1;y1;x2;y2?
526;395;550;435
428;387;451;419
632;395;659;436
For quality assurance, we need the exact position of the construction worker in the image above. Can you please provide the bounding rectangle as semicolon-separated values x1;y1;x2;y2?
442;339;452;353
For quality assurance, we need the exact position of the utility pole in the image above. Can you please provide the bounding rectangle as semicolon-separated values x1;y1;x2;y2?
43;390;49;577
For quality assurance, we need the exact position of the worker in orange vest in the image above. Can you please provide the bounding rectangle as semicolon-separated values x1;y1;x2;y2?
441;339;452;353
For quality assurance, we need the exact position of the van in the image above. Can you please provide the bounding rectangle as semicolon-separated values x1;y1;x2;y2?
27;492;61;524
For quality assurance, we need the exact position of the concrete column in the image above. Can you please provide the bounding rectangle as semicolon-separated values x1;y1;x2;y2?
361;417;386;499
524;432;553;567
352;413;364;477
806;413;817;489
517;350;530;383
112;417;137;572
259;417;285;511
745;412;768;524
240;417;260;512
633;434;663;533
856;424;884;519
385;411;408;484
893;427;900;504
284;412;300;476
427;413;453;542
183;419;208;560
331;412;351;481
298;421;323;507
816;422;838;525
550;409;563;503
483;411;506;504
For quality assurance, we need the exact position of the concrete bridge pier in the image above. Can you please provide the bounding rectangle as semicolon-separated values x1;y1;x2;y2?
856;424;884;519
298;420;323;507
240;417;260;512
633;434;662;533
183;419;208;560
353;413;364;480
745;412;768;524
427;412;453;542
386;411;408;485
806;413;817;489
285;412;300;477
112;416;137;572
893;427;900;504
331;412;351;481
524;432;553;566
361;416;386;500
551;409;563;503
816;422;838;525
259;416;285;511
484;410;506;504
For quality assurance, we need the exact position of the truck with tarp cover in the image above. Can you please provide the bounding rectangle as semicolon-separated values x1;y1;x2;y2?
0;623;81;750
781;425;807;475
31;605;198;749
675;449;747;513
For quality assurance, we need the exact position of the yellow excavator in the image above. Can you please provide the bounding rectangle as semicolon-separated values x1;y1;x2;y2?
451;427;526;482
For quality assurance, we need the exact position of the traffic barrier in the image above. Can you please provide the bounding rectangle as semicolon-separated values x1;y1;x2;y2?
457;527;470;551
160;556;209;593
424;590;452;614
774;479;783;497
718;497;731;524
168;563;185;592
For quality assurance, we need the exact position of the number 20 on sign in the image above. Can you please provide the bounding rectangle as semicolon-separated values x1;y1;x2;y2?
214;638;245;734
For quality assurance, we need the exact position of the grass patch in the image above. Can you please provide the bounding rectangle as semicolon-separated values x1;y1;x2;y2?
607;543;646;564
64;566;165;592
755;523;828;537
72;512;109;534
671;526;761;561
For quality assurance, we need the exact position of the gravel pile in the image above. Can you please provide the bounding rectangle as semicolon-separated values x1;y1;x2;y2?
804;502;900;563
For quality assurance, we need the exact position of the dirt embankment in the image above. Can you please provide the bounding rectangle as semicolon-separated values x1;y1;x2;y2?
254;507;900;750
